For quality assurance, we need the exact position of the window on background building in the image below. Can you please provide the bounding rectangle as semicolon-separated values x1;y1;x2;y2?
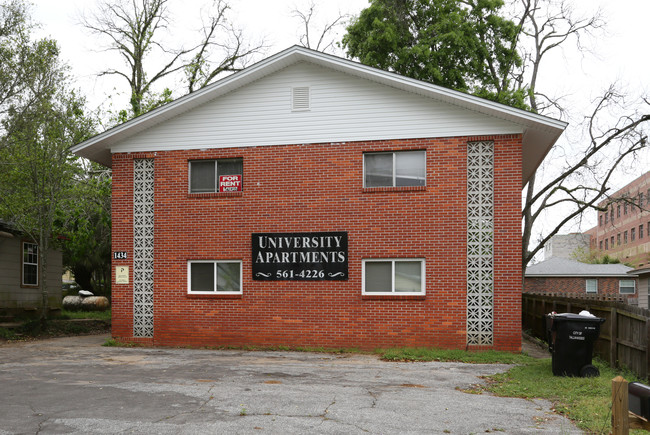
599;215;603;226
189;158;243;193
22;242;38;286
605;239;609;250
617;205;621;218
611;208;614;222
617;233;621;246
611;236;615;248
619;279;636;295
187;260;242;294
632;228;636;241
364;151;426;188
641;224;645;239
624;202;628;215
599;240;603;250
640;192;644;208
586;279;598;294
363;259;425;294
624;231;628;244
605;212;609;224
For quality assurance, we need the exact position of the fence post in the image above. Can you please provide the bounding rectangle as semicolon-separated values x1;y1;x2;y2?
611;308;618;368
612;376;629;435
646;319;650;379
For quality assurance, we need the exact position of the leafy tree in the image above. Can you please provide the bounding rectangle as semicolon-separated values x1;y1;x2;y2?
60;162;112;295
342;0;527;108
0;81;95;319
0;0;97;318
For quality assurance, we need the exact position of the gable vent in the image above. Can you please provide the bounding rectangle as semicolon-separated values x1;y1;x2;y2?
292;86;310;111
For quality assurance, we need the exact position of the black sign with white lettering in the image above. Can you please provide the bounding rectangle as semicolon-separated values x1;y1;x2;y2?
113;251;128;260
252;232;348;281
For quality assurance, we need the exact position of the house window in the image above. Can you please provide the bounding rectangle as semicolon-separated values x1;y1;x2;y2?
624;231;628;244
586;279;598;294
362;259;425;294
632;228;636;242
22;242;38;286
188;260;242;294
189;158;243;193
619;279;636;295
363;151;426;188
617;233;621;246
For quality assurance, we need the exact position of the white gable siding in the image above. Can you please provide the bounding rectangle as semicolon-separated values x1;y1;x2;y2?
111;62;523;154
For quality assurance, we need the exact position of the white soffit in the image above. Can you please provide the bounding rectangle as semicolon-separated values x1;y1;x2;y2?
71;46;567;185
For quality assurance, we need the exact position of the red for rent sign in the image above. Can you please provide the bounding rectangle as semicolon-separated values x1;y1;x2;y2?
219;174;242;192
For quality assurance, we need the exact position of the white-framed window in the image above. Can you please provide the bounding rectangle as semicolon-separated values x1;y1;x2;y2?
363;151;426;188
362;259;425;295
187;260;242;294
619;279;636;295
585;279;598;294
22;241;38;287
189;158;243;193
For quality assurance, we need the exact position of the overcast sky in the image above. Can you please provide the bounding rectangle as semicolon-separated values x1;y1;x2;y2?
29;0;650;233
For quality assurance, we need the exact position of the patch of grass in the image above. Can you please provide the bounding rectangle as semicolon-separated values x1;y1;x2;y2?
0;327;17;340
483;357;643;434
377;347;532;365
102;338;139;347
58;309;111;321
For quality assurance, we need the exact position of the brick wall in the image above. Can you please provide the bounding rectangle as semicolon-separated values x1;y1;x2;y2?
111;135;523;351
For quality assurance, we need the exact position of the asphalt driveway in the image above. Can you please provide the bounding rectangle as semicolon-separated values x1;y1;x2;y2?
0;334;580;434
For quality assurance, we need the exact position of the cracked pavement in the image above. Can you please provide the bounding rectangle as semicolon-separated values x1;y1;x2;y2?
0;334;581;434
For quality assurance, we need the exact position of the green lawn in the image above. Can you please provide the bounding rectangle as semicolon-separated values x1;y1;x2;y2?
376;347;643;434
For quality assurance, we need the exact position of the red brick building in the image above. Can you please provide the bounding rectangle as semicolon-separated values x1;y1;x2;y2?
585;171;650;267
524;257;637;301
72;47;566;351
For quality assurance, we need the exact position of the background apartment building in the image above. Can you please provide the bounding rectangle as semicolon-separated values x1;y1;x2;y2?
586;171;650;267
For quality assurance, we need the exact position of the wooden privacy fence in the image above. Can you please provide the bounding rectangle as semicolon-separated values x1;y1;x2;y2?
523;293;650;379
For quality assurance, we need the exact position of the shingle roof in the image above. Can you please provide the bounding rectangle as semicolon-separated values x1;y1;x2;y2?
525;257;635;277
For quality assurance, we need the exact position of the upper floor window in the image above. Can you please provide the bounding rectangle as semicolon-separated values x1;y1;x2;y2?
363;151;426;188
22;242;38;287
599;240;603;250
624;230;628;244
599;215;603;226
617;233;621;246
605;212;609;224
605;239;609;250
189;158;243;193
631;228;636;241
362;259;425;294
610;208;614;222
640;224;644;239
617;205;621;218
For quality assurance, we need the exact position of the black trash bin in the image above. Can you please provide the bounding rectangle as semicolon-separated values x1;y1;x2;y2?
545;313;605;377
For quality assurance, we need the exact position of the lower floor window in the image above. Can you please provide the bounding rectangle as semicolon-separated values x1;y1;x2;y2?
585;279;598;294
22;242;38;286
188;260;242;294
619;279;635;295
362;259;424;294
